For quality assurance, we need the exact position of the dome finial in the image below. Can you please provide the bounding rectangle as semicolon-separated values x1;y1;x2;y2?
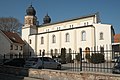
31;1;32;5
30;0;33;6
43;13;51;24
26;4;36;16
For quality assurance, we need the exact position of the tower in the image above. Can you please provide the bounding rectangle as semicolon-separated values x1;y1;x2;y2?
25;5;37;26
22;5;37;55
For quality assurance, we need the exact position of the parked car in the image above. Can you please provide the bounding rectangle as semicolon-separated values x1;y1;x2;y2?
24;57;61;70
112;57;120;74
3;58;26;67
0;59;9;64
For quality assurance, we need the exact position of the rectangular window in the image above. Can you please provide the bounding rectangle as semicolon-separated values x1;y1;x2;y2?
29;39;32;44
10;45;13;50
20;46;22;50
15;45;18;50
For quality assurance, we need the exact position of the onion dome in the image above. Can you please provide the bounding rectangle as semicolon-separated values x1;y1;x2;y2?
26;5;36;16
43;14;51;24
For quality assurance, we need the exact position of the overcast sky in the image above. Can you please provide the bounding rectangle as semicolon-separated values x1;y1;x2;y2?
0;0;120;33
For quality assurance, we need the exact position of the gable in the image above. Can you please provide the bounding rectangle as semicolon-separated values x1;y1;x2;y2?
0;30;25;44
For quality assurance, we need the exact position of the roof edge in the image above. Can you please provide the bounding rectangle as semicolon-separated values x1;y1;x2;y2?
38;13;98;27
0;30;13;44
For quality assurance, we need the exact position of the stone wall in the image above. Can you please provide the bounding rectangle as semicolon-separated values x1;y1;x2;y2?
29;69;120;80
0;65;120;80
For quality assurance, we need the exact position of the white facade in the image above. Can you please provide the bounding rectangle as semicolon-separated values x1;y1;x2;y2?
22;5;114;58
22;14;113;55
0;30;11;58
0;30;24;59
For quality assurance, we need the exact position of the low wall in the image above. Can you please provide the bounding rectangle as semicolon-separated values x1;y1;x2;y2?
0;65;120;80
29;69;120;80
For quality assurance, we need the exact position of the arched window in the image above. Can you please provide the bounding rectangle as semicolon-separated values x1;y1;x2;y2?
54;49;58;56
51;49;53;56
66;33;70;42
85;47;90;59
69;48;72;53
52;35;56;43
41;37;44;44
85;47;90;53
100;47;104;53
42;49;45;56
100;32;104;40
39;50;41;56
28;19;31;24
81;31;86;41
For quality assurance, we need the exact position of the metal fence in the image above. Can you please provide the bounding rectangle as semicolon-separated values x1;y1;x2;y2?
1;48;120;73
61;48;120;73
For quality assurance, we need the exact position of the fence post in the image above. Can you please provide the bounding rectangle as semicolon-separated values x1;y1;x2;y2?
42;51;45;69
80;48;82;71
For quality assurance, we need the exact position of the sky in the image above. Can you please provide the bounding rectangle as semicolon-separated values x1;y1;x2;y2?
0;0;120;34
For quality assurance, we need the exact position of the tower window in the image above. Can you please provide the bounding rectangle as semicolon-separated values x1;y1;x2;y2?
28;20;31;24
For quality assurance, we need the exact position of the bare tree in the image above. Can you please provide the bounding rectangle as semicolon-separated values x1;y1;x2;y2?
0;17;22;34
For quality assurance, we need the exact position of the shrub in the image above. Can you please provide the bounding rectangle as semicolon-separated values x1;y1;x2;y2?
60;52;66;64
76;53;81;61
85;53;90;59
89;53;105;64
66;53;72;63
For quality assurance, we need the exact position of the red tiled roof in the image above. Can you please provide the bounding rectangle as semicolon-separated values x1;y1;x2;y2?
114;34;120;43
2;31;25;44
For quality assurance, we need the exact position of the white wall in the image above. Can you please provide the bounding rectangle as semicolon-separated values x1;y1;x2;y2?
94;24;112;50
23;14;113;60
11;44;24;55
37;33;48;55
29;35;37;55
76;26;95;52
34;24;113;56
0;31;24;59
61;29;75;52
0;31;11;57
37;16;95;33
